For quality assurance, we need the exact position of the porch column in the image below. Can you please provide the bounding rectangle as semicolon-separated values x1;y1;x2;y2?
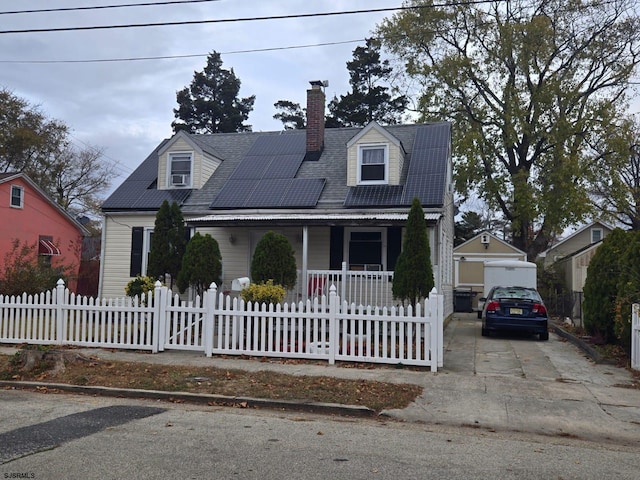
301;225;309;302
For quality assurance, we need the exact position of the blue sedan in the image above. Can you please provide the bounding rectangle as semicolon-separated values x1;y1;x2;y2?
480;286;549;341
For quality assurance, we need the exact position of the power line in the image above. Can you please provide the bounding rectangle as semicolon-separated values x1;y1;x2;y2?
0;0;223;15
0;1;491;35
0;39;365;64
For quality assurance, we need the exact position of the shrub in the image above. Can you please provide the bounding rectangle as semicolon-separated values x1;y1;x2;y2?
250;231;297;290
240;280;286;306
125;275;156;301
0;239;70;296
613;231;640;354
583;228;628;343
176;232;222;296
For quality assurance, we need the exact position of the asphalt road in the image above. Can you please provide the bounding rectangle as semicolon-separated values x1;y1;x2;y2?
1;389;640;480
1;312;639;479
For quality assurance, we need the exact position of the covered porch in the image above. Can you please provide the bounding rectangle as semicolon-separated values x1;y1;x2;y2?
188;211;442;308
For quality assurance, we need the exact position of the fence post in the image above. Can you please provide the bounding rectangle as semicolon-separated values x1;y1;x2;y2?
55;279;66;345
328;284;338;365
154;281;168;352
150;281;161;353
203;283;217;357
428;287;444;369
341;261;347;302
632;304;639;371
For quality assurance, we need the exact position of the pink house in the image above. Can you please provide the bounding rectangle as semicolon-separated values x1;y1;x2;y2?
0;172;89;292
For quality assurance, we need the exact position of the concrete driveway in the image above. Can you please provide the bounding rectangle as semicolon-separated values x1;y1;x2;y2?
384;312;640;444
443;312;633;386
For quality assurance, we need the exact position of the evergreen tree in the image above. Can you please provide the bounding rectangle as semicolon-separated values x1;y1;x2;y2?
392;198;434;306
583;228;629;343
454;211;484;246
613;231;640;353
327;38;408;127
172;51;255;134
177;232;222;296
273;100;305;130
250;231;297;290
147;201;186;286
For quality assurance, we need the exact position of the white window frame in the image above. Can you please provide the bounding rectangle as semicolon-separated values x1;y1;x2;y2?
167;152;193;188
591;228;603;243
344;227;387;271
141;227;154;276
10;184;23;208
357;144;389;185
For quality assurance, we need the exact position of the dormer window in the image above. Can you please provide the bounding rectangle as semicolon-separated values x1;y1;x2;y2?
358;144;388;184
168;152;193;188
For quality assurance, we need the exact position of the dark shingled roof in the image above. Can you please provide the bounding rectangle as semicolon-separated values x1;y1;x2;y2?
101;123;451;214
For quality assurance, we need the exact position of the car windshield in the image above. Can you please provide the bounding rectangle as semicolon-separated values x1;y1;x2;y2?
492;288;540;301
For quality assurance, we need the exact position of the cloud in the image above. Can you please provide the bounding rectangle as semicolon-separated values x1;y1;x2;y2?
0;0;398;188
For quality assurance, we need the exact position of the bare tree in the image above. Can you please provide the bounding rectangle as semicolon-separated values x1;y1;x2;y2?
30;144;116;217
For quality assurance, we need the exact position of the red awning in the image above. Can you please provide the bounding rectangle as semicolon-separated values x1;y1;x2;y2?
39;239;61;256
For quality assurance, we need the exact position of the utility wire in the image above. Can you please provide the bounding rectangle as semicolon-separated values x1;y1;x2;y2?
0;0;223;15
0;1;491;34
0;39;364;64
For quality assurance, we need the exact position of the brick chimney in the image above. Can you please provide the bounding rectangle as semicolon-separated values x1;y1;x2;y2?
306;81;325;155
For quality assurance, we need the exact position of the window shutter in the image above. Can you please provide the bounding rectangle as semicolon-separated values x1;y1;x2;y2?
329;226;344;270
130;227;144;277
387;227;402;271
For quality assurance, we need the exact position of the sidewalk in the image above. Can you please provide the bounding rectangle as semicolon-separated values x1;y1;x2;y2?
2;314;639;446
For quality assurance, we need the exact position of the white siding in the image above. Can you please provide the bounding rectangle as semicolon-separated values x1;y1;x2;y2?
195;226;331;291
158;138;192;190
200;155;221;188
346;129;403;186
100;213;157;298
158;137;220;190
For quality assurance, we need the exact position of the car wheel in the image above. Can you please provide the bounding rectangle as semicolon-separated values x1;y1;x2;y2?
481;326;489;337
539;331;549;341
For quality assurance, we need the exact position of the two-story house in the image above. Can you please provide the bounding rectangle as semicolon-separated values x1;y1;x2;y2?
100;82;455;317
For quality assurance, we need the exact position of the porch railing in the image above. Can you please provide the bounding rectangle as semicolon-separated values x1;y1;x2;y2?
289;262;396;308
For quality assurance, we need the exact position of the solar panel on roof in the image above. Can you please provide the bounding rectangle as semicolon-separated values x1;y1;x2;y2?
401;125;450;206
344;185;404;207
280;178;325;207
244;178;290;207
210;179;257;208
261;154;305;179
210;132;315;208
402;174;444;205
228;155;271;180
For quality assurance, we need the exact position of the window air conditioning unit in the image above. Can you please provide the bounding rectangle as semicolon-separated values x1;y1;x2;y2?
171;174;187;186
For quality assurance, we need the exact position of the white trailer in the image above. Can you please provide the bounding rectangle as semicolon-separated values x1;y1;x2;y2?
478;260;537;317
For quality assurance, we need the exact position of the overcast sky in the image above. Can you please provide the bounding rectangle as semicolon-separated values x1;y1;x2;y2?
0;0;402;190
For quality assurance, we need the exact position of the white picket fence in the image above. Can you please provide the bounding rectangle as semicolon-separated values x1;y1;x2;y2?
632;304;640;371
0;279;444;370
